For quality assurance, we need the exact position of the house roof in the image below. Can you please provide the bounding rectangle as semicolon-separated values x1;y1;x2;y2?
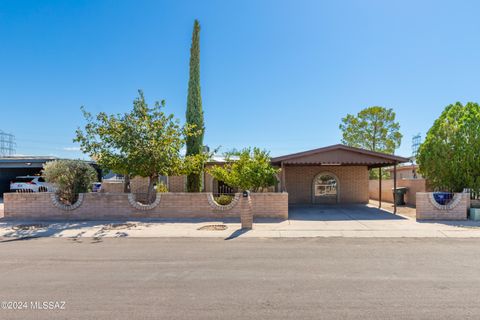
0;156;59;168
0;156;96;168
270;144;409;168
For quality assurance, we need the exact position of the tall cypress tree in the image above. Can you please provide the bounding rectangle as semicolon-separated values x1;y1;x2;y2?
186;19;204;192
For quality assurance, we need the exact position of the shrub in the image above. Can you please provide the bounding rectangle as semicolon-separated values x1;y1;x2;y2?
42;160;98;205
156;182;169;193
214;194;233;205
208;148;279;192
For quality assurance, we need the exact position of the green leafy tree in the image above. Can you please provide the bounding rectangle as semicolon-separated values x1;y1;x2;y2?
417;102;480;193
340;106;402;179
340;106;402;153
42;160;98;205
185;19;205;192
75;90;205;203
208;148;280;192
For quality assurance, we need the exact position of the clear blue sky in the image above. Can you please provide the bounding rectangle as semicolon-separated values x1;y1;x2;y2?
1;0;479;159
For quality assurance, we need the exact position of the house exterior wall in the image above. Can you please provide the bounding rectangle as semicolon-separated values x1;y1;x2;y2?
387;165;422;179
284;165;369;204
103;170;222;194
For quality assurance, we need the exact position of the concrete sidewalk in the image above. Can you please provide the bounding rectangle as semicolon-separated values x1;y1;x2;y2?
1;203;480;239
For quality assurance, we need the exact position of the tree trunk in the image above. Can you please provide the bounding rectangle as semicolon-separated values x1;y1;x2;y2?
123;174;130;193
147;175;158;204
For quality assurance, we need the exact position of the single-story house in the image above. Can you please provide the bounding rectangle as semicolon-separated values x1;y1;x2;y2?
270;144;409;205
105;144;409;211
387;163;422;179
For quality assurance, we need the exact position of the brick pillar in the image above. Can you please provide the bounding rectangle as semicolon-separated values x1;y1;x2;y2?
240;193;253;229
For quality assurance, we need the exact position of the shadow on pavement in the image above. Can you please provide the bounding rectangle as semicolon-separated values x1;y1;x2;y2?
224;228;250;240
0;220;138;243
416;219;480;228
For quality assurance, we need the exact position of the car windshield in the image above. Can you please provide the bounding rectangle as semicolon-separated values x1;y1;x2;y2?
12;177;34;183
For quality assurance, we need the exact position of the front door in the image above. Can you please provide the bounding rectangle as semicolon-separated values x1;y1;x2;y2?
313;174;338;204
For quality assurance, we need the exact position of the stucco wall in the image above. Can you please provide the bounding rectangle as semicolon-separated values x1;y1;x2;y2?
3;192;288;220
369;179;428;206
284;165;369;204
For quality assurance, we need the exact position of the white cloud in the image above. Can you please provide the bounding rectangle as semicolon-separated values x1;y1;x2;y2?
63;146;81;151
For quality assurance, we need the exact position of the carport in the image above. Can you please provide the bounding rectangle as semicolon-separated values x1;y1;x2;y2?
0;156;59;196
0;157;102;197
271;144;409;213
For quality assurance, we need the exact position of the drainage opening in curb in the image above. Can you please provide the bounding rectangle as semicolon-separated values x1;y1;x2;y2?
197;224;228;231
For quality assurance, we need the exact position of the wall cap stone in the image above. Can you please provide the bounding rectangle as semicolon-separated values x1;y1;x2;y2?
50;193;84;211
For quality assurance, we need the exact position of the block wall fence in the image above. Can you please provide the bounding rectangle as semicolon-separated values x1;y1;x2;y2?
3;192;288;220
416;192;470;220
369;178;429;206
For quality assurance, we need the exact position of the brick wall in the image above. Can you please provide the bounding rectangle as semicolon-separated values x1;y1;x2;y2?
101;181;124;193
369;179;428;206
204;172;214;192
122;170;231;193
130;177;150;194
285;165;369;204
250;193;288;219
3;192;288;220
168;176;186;192
416;192;469;220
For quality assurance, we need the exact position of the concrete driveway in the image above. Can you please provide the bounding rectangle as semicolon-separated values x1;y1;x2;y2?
281;204;439;237
289;204;406;221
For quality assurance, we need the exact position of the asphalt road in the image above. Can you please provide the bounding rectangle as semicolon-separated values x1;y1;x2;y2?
1;237;480;320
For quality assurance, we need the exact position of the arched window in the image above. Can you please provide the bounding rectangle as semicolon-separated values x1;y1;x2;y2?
312;173;338;204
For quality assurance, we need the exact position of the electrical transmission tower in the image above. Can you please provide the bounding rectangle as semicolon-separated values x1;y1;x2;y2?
0;130;16;156
411;133;421;158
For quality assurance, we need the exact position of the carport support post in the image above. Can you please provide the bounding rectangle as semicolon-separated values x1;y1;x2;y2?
378;167;382;208
393;163;397;214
